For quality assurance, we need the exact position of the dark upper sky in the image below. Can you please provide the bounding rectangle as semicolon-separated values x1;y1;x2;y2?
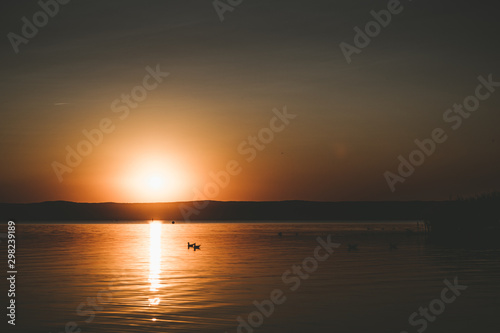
1;0;499;203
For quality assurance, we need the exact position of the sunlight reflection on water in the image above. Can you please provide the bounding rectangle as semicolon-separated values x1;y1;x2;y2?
148;221;162;307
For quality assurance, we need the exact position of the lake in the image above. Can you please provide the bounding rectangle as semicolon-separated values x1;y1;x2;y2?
6;221;500;333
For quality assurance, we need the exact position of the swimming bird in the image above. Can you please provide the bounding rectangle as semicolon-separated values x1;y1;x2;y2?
188;242;194;249
193;244;201;250
348;244;358;251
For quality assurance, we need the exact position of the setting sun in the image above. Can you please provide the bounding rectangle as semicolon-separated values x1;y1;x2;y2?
146;175;165;190
118;154;190;203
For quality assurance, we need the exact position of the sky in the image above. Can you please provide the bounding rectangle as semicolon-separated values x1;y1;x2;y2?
0;0;499;203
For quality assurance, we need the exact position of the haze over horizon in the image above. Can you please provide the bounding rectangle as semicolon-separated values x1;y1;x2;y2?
1;0;499;204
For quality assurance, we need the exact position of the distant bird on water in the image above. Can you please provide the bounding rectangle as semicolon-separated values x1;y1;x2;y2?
193;244;201;250
188;242;195;249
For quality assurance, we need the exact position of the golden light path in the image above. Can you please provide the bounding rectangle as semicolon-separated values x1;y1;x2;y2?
148;221;162;307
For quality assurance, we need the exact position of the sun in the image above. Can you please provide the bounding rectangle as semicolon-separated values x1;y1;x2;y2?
146;175;164;190
119;155;190;202
136;170;173;201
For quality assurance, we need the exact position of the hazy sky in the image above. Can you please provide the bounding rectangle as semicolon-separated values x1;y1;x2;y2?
1;0;499;203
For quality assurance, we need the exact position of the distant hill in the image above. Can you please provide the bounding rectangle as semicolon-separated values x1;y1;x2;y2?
0;200;437;222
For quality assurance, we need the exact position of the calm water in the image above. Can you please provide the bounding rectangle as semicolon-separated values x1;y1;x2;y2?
5;222;500;333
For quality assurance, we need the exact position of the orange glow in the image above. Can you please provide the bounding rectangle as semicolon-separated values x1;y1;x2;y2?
120;154;189;203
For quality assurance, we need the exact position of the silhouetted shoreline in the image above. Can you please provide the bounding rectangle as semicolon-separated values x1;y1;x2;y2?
0;197;495;224
3;194;498;246
1;200;433;222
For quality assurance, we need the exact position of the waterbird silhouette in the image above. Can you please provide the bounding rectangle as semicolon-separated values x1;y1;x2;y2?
193;244;201;250
187;242;195;249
